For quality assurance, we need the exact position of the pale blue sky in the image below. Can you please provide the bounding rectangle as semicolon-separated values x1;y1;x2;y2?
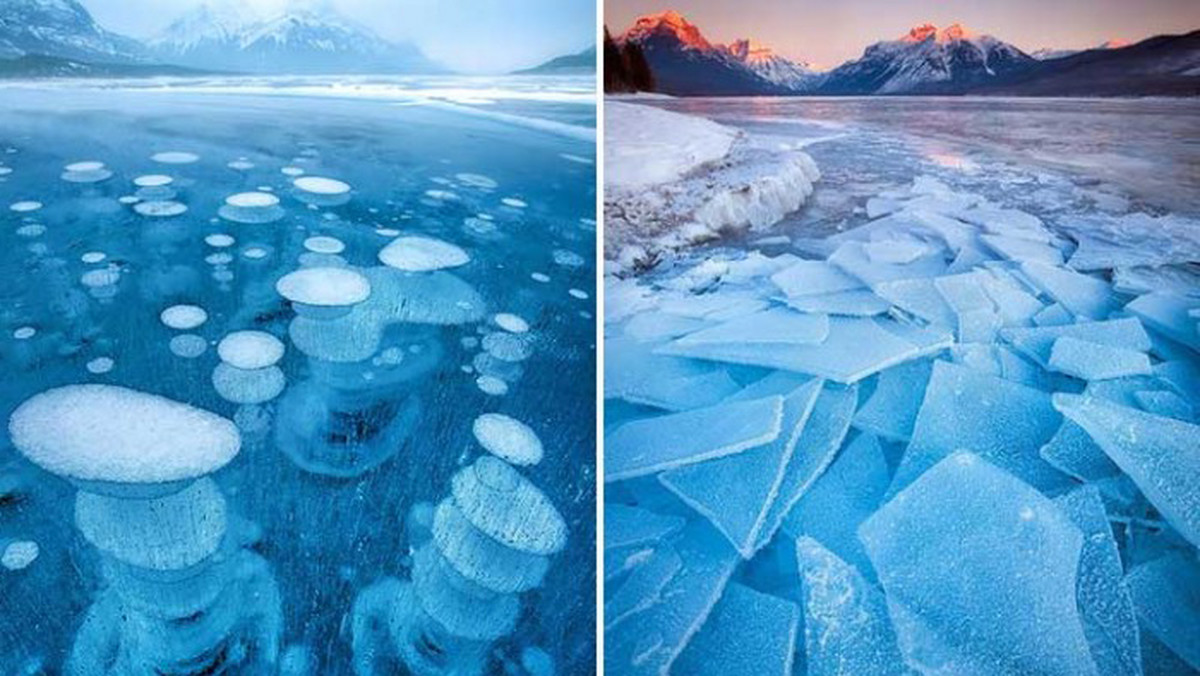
83;0;596;73
607;0;1200;69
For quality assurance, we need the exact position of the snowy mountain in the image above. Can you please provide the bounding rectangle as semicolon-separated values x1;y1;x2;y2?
818;23;1036;94
726;39;821;90
1031;39;1131;61
149;1;443;74
0;0;145;64
618;11;809;95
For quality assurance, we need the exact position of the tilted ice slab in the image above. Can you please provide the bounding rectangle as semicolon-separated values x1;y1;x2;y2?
795;537;910;676
860;452;1098;675
1020;261;1118;320
659;378;822;557
669;307;829;347
606;396;784;482
672;582;800;676
1059;212;1200;271
1054;394;1200;548
853;358;934;442
606;544;683;630
1126;553;1200;671
658;315;952;385
891;361;1068;496
1054;487;1143;676
999;317;1152;369
605;504;685;551
9;384;240;485
1124;292;1200;352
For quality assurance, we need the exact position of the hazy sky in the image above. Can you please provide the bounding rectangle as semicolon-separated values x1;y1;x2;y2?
606;0;1200;68
83;0;596;73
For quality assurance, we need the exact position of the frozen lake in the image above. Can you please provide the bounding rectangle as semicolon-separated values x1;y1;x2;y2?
649;96;1200;217
0;76;596;675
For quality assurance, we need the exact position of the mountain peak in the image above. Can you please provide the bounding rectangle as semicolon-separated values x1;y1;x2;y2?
901;22;977;44
624;10;712;50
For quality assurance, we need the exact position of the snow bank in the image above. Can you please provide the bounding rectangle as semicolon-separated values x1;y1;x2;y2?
605;101;820;272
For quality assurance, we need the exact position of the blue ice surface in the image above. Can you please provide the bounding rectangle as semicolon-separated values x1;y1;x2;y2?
672;582;800;676
860;452;1098;675
1055;394;1200;548
1126;553;1200;672
658;379;822;557
795;536;911;676
852;358;933;442
890;360;1070;496
1055;486;1143;676
0;78;597;674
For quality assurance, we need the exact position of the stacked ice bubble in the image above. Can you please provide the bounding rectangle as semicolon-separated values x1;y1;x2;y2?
8;385;282;675
351;422;567;675
604;175;1200;675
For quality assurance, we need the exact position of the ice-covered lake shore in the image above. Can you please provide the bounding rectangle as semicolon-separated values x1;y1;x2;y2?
604;100;1200;675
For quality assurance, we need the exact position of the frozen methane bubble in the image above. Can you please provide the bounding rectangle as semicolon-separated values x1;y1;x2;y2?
205;234;235;247
482;332;532;362
61;160;112;183
212;362;286;405
75;477;227;570
378;236;470;272
86;357;115;374
169;334;208;358
476;376;508;396
81;251;107;263
151;151;199;164
303;235;345;254
8;384;240;485
160;304;208;330
276;267;370;315
501;197;527;208
219;191;284;224
134;174;173;188
493;313;529;333
13;326;36;339
858;452;1097;675
1;540;39;571
9;201;42;212
217;331;285;370
293;176;351;206
451;456;567;555
133;200;188;217
472;413;544;466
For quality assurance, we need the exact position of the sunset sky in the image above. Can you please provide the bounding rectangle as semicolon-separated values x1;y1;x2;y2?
607;0;1200;69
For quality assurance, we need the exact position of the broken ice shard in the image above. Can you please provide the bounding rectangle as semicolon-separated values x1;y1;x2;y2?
1126;553;1200;671
606;396;784;482
672;582;800;676
795;536;909;676
1048;336;1152;381
659;379;822;557
1054;394;1200;548
860;452;1098;675
891;360;1068;496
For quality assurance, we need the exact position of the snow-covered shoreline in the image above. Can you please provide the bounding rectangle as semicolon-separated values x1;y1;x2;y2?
604;100;820;272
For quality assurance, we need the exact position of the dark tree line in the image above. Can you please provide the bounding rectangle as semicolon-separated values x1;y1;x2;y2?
604;27;655;93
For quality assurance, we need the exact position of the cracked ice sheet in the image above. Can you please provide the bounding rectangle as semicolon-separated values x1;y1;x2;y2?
605;336;741;412
659;379;822;558
1125;292;1200;352
604;521;739;676
658;315;952;384
860;452;1098;676
1000;317;1152;368
606;396;784;482
672;583;800;676
1054;394;1200;549
670;307;830;348
890;360;1070;497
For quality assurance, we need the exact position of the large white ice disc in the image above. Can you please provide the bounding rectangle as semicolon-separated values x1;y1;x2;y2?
472;413;544;466
75;477;227;570
433;499;550;594
378;236;470;272
8;384;240;485
276;267;370;307
450;456;567;555
217;331;285;370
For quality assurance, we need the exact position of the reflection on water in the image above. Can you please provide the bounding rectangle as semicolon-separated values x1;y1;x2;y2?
0;80;596;675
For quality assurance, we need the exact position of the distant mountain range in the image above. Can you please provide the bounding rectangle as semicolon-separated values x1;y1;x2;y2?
0;0;591;78
608;11;1200;97
514;46;596;75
